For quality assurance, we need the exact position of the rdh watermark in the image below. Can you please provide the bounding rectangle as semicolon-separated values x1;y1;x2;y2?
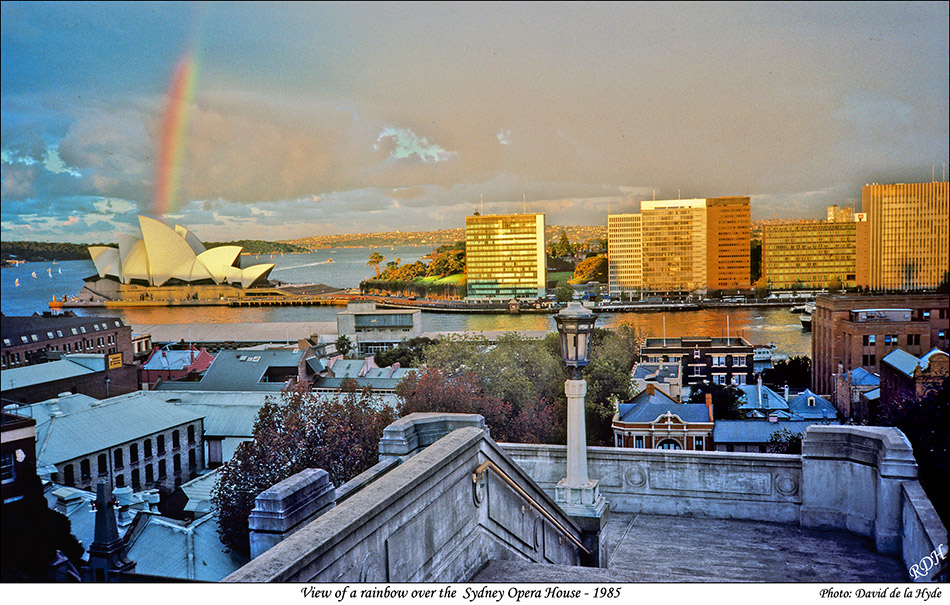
908;544;947;580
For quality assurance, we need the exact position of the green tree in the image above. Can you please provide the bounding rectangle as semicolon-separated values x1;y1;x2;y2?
212;387;396;555
549;229;576;258
335;334;353;357
875;380;949;524
582;326;639;445
555;282;575;303
572;255;607;284
762;356;811;389
766;428;804;454
689;382;743;420
367;251;385;277
374;336;437;368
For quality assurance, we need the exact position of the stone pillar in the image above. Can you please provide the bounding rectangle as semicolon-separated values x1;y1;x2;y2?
801;425;917;554
249;468;336;559
554;379;608;567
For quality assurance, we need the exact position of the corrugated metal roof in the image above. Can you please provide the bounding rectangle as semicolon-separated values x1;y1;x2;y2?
850;367;880;386
713;419;837;444
35;392;204;465
189;348;305;391
787;389;837;420
142;348;208;371
882;348;920;377
737;384;789;412
125;513;248;581
1;357;98;390
181;469;220;514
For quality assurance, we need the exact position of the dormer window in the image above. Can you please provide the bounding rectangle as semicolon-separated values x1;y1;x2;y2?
807;396;816;407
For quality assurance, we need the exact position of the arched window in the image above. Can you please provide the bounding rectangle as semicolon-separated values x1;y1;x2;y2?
80;459;91;480
97;453;108;475
64;464;74;486
114;448;124;469
144;439;152;458
131;469;140;488
173;430;180;449
130;443;139;463
115;474;125;487
187;425;195;444
145;464;154;484
157;435;166;455
657;439;682;450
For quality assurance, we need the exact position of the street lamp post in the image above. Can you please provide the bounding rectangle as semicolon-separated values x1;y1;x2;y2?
553;302;608;566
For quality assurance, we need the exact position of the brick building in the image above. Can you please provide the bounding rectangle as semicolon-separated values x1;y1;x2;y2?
1;353;138;404
640;336;754;389
879;348;948;411
811;294;949;395
1;312;133;369
26;392;205;494
2;410;37;505
612;385;714;450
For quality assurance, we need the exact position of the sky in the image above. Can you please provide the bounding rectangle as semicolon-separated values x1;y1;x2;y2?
1;1;948;243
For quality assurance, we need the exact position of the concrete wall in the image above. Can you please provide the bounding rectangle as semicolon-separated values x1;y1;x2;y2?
503;444;803;524
225;425;584;582
901;481;949;582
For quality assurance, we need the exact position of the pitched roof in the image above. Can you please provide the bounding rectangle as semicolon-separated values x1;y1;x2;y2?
1;356;101;390
616;388;711;423
849;367;880;386
183;348;308;391
737;383;789;412
787;389;838;420
142;347;213;372
34;392;204;465
1;315;127;347
632;363;680;382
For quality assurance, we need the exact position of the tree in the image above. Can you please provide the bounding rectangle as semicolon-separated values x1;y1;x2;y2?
762;356;811;389
875;380;949;524
581;325;640;445
407;334;567;443
689;382;743;420
549;229;576;258
367;251;385;277
826;276;843;293
374;336;437;368
1;473;84;581
212;387;397;555
335;334;353;357
766;428;804;454
572;255;607;284
555;282;575;303
753;276;770;299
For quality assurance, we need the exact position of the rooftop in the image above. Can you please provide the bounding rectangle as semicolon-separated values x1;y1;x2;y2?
473;512;906;582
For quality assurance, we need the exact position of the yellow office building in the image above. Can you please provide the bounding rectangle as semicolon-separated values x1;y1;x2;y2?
762;214;868;290
862;182;949;291
465;213;546;299
607;214;642;298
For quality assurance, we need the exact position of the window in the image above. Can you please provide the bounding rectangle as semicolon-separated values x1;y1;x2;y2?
158;435;166;455
733;355;747;367
693;348;701;359
173;454;181;474
694;436;704;450
145;464;154;484
1;452;15;484
30;334;39;342
71;328;78;335
731;374;747;386
862;354;876;367
807;396;816;407
188;450;196;469
20;336;28;344
615;434;624;448
657;439;681;450
713;374;727;385
940;330;947;340
98;453;107;475
47;332;55;339
863;335;876;346
692;365;703;376
131;469;140;489
907;334;921;346
187;425;195;444
80;459;91;480
64;464;75;486
130;443;138;463
158;460;167;479
712;355;726;367
144;439;152;458
114;448;124;469
173;430;180;449
115;474;125;487
635;436;644;448
884;335;898;345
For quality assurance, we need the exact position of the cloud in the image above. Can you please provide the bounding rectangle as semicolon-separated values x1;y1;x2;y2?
375;127;457;164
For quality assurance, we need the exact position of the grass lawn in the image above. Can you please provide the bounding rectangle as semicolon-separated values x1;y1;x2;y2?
548;271;574;284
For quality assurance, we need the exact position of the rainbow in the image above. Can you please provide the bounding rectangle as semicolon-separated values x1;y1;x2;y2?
154;52;198;217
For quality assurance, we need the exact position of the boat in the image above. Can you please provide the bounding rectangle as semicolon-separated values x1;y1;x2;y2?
327;257;334;263
14;278;19;287
800;314;812;331
31;271;37;279
753;343;776;362
47;267;52;277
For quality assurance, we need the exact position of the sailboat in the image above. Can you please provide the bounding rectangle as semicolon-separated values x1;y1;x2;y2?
31;271;37;279
47;267;52;278
58;267;62;274
14;278;19;287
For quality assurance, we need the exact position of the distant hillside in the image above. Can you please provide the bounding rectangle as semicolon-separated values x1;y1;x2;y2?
204;240;309;254
1;239;307;262
287;225;606;249
1;241;101;262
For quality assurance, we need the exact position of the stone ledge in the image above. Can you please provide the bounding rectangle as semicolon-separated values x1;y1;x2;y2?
379;412;487;457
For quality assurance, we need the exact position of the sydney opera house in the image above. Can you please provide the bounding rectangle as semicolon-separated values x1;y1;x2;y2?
81;216;276;302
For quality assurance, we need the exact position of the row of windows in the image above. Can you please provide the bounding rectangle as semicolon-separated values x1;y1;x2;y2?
63;451;198;489
2;321;123;347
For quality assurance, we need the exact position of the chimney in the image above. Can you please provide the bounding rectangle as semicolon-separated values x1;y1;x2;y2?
757;376;763;408
784;384;789;401
645;384;655;396
705;393;713;421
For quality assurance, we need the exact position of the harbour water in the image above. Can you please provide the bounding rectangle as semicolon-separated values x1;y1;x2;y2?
1;247;812;357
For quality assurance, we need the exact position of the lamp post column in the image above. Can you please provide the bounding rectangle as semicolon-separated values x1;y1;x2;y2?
564;378;589;487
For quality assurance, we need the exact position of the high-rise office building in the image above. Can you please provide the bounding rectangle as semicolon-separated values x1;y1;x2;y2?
607;214;642;298
465;213;546;299
608;196;750;295
862;182;949;291
762;209;869;290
